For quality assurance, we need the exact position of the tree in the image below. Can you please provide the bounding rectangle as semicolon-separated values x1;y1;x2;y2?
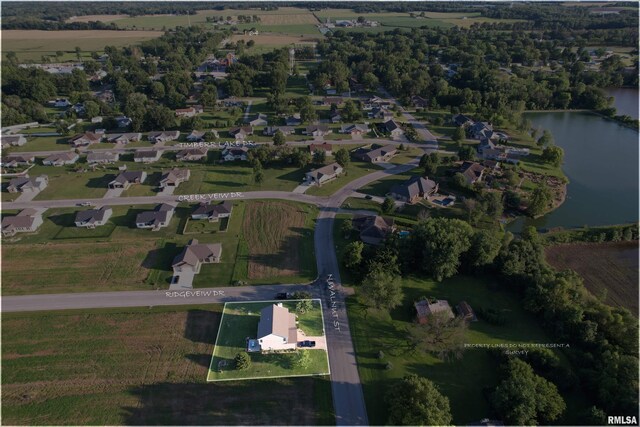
409;218;474;281
125;92;148;132
74;46;82;61
344;241;364;270
293;149;311;168
382;197;395;213
313;149;326;164
452;172;468;190
359;269;403;310
298;97;317;123
491;358;566;425
541;145;564;167
409;312;468;359
458;145;475;161
386;374;453;426
527;183;552;217
144;104;176;131
537;129;553;147
342;99;361;122
423;152;440;176
452;125;465;143
341;217;353;238
150;81;165;100
201;83;218;109
82;100;100;119
273;130;286;146
481;191;503;220
334;148;350;168
234;351;251;370
295;299;313;314
253;170;264;184
465;230;502;269
291;350;311;369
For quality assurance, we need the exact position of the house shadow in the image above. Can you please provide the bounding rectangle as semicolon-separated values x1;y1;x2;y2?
87;174;115;189
209;180;244;188
184;309;220;345
47;212;76;227
276;168;306;183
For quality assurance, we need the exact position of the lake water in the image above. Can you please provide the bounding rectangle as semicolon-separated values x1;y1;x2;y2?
508;111;639;231
607;87;639;119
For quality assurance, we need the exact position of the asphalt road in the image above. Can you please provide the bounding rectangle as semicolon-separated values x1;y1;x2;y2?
1;284;316;313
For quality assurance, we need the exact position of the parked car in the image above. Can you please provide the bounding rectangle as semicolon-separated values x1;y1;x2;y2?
77;201;93;206
276;292;292;300
308;341;316;348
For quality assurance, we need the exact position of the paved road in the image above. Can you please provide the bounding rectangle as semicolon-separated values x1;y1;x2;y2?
1;284;316;313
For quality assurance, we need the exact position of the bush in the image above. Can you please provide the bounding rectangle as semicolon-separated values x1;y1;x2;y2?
235;351;251;370
377;350;385;359
476;306;506;325
385;361;394;370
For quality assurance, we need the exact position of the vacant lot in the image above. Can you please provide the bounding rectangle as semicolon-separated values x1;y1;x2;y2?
2;30;162;60
229;34;319;46
1;306;334;425
1;240;156;295
545;241;639;316
242;201;316;281
208;300;329;381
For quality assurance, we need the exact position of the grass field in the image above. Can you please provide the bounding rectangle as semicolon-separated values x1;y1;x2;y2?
1;30;163;61
346;275;590;425
207;300;329;381
545;241;639;316
1;305;334;425
241;200;318;282
305;161;383;196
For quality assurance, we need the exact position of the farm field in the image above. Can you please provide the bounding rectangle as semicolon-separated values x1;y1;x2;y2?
1;30;163;61
545;241;639;316
346;275;591;425
241;200;318;283
207;300;329;381
1;305;335;425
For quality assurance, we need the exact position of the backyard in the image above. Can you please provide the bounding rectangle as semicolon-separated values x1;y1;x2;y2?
207;300;329;381
1;305;334;425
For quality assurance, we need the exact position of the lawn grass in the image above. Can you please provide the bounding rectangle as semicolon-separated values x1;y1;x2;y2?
31;166;111;200
1;305;334;425
207;300;329;381
346;275;590;425
305;161;384;196
340;197;382;214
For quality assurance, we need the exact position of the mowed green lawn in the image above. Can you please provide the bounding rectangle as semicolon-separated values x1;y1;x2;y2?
1;305;335;425
347;275;590;425
305;161;384;196
208;300;329;381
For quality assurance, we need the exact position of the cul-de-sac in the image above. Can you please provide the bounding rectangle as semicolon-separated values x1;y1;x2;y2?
1;1;638;426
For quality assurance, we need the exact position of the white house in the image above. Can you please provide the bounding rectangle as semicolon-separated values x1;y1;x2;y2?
257;304;298;352
1;135;27;148
305;162;343;186
133;149;162;163
221;147;249;162
74;206;112;228
1;209;44;237
135;204;175;231
42;152;79;167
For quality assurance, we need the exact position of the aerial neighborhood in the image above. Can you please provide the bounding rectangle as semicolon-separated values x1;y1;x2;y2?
1;2;638;427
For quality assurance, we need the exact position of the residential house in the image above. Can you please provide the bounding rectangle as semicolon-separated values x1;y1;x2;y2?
133;149;161;163
330;112;342;123
172;239;222;274
191;201;233;222
42;152;79;166
135;204;175;231
246;113;268;127
309;142;333;156
50;98;71;108
229;126;253;140
104;133;142;144
415;299;454;324
91;116;103;124
456;301;478;322
176;147;208;162
70;132;103;147
304;125;331;137
175;106;203;118
340;124;369;135
186;130;206;142
323;97;344;106
221;147;249;162
353;144;397;163
87;152;119;164
368;107;394;121
1;135;27;148
460;161;485;185
389;176;439;204
69;103;86;116
304;162;343;186
108;171;146;189
483;160;501;170
159;168;190;188
452;113;473;127
285;114;302;126
352;215;395;245
148;131;180;144
469;122;494;140
477;138;497;156
2;154;35;168
411;95;429;108
74;206;113;228
383;120;404;138
257;303;298;352
115;116;132;128
1;209;44;237
7;175;48;193
263;126;295;136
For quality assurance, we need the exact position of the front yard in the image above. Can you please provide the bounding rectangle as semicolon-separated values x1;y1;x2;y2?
207;300;330;381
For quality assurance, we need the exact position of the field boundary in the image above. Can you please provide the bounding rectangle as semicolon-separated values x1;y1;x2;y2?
206;299;331;382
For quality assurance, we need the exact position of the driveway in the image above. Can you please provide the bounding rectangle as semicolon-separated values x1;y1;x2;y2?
296;332;328;351
14;190;40;202
169;272;195;290
292;183;311;194
103;188;124;198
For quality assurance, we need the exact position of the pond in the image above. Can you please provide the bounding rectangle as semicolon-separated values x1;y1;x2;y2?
607;87;639;120
508;111;639;232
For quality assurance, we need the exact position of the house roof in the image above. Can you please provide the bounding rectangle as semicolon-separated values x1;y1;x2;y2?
44;152;78;163
309;142;333;152
383;120;402;133
75;206;111;224
5;154;35;162
161;168;190;183
340;123;369;133
192;201;233;217
177;147;208;157
306;162;342;180
223;147;249;156
172;239;222;267
352;215;394;241
134;149;160;160
2;209;40;232
390;175;437;199
257;304;297;343
415;299;454;319
87;152;118;162
229;126;253;136
136;203;174;225
461;161;485;183
112;170;144;184
71;132;102;143
148;131;179;139
361;144;397;161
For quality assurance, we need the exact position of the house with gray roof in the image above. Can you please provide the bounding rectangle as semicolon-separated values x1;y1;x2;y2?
135;204;175;230
1;209;44;237
352;215;395;245
172;239;222;274
176;147;208;162
2;153;35;168
7;175;48;193
133;149;161;163
390;176;439;204
340;124;369;135
104;133;142;144
148;131;180;144
460;161;485;185
353;144;397;163
263;126;295;136
304;162;343;186
383;120;404;138
159;168;190;188
1;135;27;148
42;152;79;167
87;151;119;164
246;113;268;126
229;126;253;140
74;206;112;228
257;303;298;352
304;124;331;137
221;147;249;162
108;171;146;189
186;130;207;142
191;201;233;222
